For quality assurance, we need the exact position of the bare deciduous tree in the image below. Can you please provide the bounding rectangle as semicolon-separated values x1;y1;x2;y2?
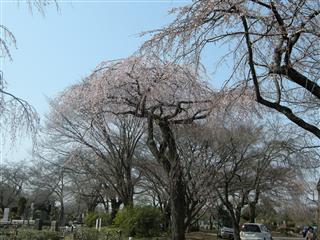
0;162;28;211
176;126;216;232
28;158;73;225
43;97;144;208
204;122;302;240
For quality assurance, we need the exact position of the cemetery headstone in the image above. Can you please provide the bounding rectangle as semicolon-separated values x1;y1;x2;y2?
2;208;9;222
51;220;58;231
35;219;43;230
29;203;34;220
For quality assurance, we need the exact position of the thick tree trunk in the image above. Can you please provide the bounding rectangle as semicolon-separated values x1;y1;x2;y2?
164;204;171;231
122;166;134;207
147;119;187;240
232;223;241;240
209;215;213;230
110;198;122;221
227;206;241;240
87;199;98;212
165;123;186;240
169;167;186;240
116;162;134;208
59;201;65;226
122;199;132;207
249;202;256;223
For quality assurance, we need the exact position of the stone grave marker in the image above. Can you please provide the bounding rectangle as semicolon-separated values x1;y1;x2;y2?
29;202;34;220
2;208;9;222
51;221;58;231
35;219;43;230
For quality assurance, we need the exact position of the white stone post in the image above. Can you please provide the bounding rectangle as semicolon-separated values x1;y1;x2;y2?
95;218;99;230
98;218;101;232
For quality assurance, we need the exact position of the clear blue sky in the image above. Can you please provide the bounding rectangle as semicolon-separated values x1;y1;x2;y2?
1;0;227;162
3;0;190;116
1;0;191;161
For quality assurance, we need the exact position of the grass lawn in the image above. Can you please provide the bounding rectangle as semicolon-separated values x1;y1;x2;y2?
186;232;217;240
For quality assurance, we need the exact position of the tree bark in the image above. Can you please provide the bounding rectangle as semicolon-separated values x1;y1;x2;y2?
122;164;134;207
185;212;192;233
230;209;241;240
232;223;241;240
161;122;186;240
147;118;186;240
249;202;256;223
87;198;98;212
169;167;186;240
164;203;171;231
110;198;122;221
58;200;65;226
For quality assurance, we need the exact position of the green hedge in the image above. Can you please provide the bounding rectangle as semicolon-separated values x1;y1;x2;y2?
113;206;163;237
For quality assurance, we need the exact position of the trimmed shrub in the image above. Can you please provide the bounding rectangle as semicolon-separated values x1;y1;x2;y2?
114;206;163;237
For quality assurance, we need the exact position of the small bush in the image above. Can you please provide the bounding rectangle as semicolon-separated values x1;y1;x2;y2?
72;227;121;240
73;227;99;240
100;212;112;226
114;205;163;237
84;212;98;227
16;229;60;240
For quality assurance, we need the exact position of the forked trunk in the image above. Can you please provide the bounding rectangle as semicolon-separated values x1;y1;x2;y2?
147;119;187;240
